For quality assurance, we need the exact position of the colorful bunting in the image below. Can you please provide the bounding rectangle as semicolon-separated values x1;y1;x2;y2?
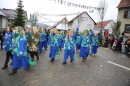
46;0;102;10
38;10;94;17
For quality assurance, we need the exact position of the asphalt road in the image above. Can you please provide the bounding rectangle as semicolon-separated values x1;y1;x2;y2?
0;47;130;86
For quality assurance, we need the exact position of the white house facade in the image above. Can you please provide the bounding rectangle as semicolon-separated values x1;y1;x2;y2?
104;20;115;34
93;20;115;35
56;23;68;30
0;9;6;29
117;0;130;35
68;12;96;32
2;16;6;28
52;18;68;30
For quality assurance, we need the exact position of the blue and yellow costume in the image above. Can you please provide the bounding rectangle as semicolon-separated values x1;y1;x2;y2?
9;26;29;75
38;32;44;53
48;33;59;62
76;35;81;51
17;34;29;71
79;34;91;60
58;33;64;50
42;31;47;50
91;36;99;54
62;28;79;64
25;29;31;53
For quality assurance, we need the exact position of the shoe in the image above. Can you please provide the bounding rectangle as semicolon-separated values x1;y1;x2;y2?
2;65;8;69
10;62;12;65
9;69;17;75
50;58;54;62
31;59;34;61
82;59;85;62
62;62;66;65
37;56;39;61
70;60;73;62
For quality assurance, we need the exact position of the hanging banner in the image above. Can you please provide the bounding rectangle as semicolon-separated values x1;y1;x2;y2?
38;10;94;17
46;0;102;10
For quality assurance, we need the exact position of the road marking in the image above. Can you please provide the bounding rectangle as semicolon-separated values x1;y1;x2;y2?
107;61;130;71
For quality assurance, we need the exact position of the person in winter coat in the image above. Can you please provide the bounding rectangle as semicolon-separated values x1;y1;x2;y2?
2;26;13;69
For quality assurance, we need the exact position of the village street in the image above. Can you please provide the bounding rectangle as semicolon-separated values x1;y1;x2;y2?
0;47;130;86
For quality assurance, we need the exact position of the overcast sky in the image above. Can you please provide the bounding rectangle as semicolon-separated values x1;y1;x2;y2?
0;0;121;25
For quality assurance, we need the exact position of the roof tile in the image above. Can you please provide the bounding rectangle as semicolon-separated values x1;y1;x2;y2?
94;20;111;28
117;0;130;8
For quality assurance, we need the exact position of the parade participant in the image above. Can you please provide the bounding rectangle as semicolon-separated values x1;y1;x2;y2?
38;28;43;53
58;31;64;50
2;26;13;69
42;29;47;50
25;27;31;53
91;33;99;56
76;31;81;52
28;27;40;61
79;30;91;62
62;28;79;64
48;28;59;62
9;26;29;75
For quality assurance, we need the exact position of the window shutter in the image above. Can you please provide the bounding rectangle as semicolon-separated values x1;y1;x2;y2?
124;10;128;18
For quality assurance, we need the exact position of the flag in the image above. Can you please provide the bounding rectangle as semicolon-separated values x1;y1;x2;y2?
60;0;63;4
89;10;94;13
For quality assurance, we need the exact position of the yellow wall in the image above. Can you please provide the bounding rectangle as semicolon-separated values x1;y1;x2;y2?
117;9;130;34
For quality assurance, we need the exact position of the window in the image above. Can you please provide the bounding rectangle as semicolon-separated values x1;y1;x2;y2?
124;10;130;18
87;24;92;28
128;11;130;18
81;17;88;21
125;24;130;33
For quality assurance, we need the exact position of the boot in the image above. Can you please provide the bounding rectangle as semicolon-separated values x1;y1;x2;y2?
62;62;66;65
2;65;8;69
37;56;39;61
10;62;12;65
31;58;34;61
9;69;17;75
50;58;54;62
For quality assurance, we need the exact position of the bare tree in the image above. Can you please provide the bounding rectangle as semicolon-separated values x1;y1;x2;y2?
97;0;108;36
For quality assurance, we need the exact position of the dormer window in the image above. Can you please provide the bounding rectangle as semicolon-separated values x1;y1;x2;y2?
124;10;130;18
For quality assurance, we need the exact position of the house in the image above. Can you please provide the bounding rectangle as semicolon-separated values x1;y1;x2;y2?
2;8;28;27
52;17;68;31
68;11;96;32
94;20;115;35
0;9;6;29
117;0;130;35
